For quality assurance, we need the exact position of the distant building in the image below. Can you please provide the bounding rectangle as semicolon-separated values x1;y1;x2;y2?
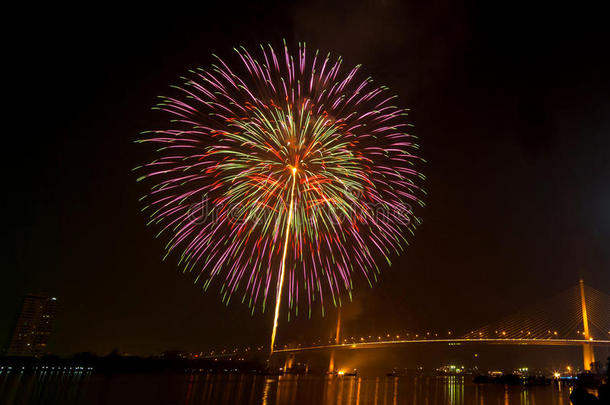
7;294;57;356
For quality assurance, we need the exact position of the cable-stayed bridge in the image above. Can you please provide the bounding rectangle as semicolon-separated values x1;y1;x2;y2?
274;280;610;371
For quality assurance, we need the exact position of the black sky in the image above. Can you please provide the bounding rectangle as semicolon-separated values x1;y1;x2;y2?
2;1;609;355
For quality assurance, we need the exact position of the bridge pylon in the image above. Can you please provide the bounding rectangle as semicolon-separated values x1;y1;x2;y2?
579;279;595;370
328;308;341;372
283;353;295;371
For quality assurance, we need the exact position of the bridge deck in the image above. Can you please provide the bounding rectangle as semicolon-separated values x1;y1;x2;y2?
274;338;610;354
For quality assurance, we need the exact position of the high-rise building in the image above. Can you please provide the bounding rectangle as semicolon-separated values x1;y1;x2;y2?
7;294;57;356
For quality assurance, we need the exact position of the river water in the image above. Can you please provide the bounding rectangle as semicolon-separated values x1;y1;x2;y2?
0;371;573;404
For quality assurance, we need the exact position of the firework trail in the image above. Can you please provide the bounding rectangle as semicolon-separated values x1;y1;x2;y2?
135;41;425;358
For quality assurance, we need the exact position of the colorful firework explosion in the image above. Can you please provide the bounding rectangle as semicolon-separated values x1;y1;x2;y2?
135;42;425;325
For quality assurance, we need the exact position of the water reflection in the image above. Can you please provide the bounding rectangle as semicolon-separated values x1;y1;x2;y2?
444;376;463;404
261;377;274;405
0;371;573;405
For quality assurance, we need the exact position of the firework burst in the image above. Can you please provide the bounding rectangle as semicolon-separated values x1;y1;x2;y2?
135;41;425;353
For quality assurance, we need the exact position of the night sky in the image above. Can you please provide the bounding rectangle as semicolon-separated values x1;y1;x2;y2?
2;1;609;356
